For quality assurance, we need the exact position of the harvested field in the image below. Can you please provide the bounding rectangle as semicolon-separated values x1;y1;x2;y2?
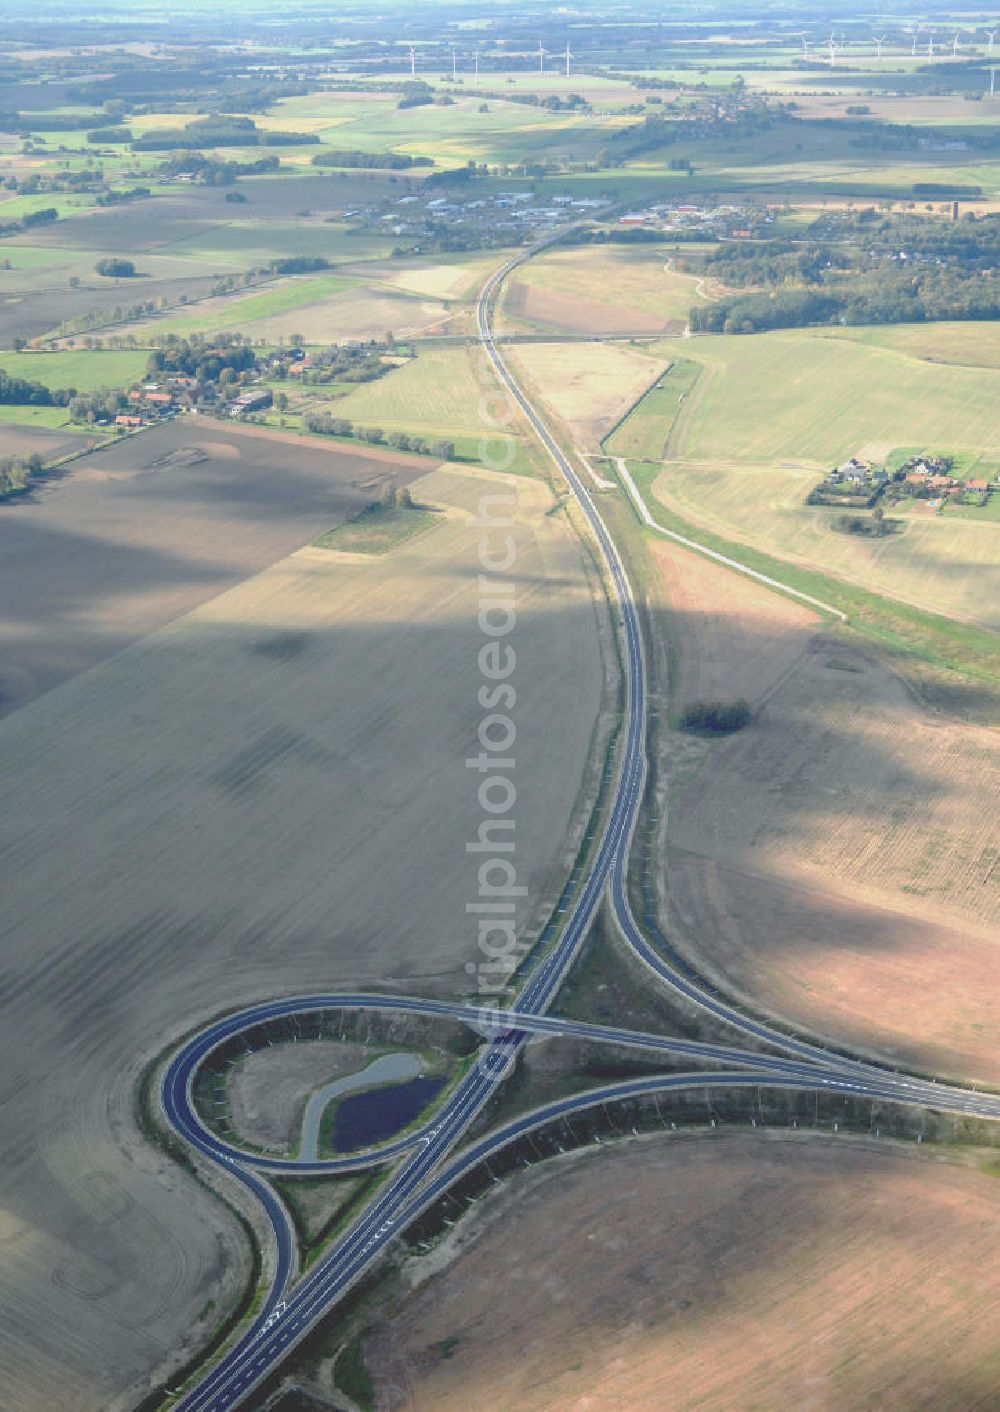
502;280;667;335
0;418;427;714
372;254;498;301
245;287;453;344
650;538;820;709
0;421;96;461
332;346;515;453
0;462;606;1410
14;178;395;255
658;629;998;1078
647;537;998;1081
653;459;1000;631
364;1133;1000;1412
508;341;668;449
501;245;708;334
0;270;223;346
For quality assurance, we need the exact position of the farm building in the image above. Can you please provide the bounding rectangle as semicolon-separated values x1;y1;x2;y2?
228;389;273;417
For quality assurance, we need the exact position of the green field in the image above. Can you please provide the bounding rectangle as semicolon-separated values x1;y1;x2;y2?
624;461;1000;701
332;346;489;440
272;90;610;166
0;348;148;389
0;193;98;221
618;324;1000;629
0;403;77;429
162;221;393;268
313;500;440;554
604;358;701;460
329;348;539;475
122;274;358;340
664;328;1000;468
822;321;1000;371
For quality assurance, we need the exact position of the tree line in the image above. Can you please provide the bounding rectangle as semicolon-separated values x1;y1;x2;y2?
0;368;76;407
310;150;432;169
304;411;454;460
692;267;1000;334
0;453;43;500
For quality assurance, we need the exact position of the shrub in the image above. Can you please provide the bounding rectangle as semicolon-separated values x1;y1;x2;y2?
679;699;752;734
95;257;136;278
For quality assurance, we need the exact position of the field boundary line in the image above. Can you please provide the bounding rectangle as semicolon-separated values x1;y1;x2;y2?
598;356;674;453
613;456;848;623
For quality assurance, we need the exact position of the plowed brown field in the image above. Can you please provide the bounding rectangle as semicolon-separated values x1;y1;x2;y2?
0;463;606;1410
0;419;426;715
365;1133;1000;1412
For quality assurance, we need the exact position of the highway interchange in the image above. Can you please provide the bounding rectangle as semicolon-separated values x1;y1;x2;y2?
161;244;1000;1411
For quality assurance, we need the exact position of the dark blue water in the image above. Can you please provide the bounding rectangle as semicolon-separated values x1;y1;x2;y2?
332;1076;447;1153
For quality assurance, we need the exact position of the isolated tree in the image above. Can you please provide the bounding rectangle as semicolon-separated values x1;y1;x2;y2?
380;481;398;510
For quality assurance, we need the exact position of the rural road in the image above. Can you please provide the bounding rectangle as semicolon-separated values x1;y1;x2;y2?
161;242;1000;1411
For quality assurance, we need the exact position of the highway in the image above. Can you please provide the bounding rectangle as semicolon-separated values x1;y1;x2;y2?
162;243;999;1411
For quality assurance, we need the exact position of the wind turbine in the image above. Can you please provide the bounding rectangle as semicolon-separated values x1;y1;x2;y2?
991;66;998;97
563;41;573;78
828;32;837;67
537;40;547;73
801;35;810;59
874;35;885;61
987;31;997;57
474;48;480;80
450;43;458;81
952;32;962;58
910;28;919;57
927;32;935;57
408;43;416;78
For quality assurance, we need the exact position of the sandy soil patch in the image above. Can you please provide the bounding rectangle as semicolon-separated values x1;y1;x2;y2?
0;418;426;716
509;341;667;449
365;1133;1000;1412
0;462;606;1409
